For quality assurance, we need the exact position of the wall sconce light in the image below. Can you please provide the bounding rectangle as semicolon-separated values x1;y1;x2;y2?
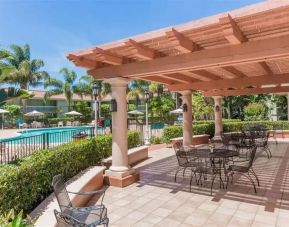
182;103;188;112
110;99;117;112
215;105;220;112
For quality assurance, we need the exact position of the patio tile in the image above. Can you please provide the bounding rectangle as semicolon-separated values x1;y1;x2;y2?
254;213;277;226
113;217;139;227
127;211;148;221
227;217;253;227
85;143;289;227
251;221;275;227
183;209;212;226
139;213;163;225
204;212;232;226
154;207;173;217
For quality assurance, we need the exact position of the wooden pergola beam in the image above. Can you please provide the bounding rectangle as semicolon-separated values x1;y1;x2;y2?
191;70;221;80
204;86;289;96
87;34;289;79
219;14;247;44
221;66;247;78
167;73;289;91
140;75;177;85
259;61;273;74
158;73;200;83
166;28;200;53
125;39;157;60
94;47;123;65
67;54;103;69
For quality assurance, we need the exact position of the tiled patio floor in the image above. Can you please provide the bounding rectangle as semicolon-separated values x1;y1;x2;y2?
89;141;289;227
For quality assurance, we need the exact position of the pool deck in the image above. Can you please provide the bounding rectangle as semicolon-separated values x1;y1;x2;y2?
0;129;20;139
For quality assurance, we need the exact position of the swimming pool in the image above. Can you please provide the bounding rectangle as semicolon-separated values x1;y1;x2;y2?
0;126;95;164
0;126;94;143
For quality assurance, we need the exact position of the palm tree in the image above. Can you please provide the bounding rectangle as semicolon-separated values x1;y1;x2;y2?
44;68;77;111
73;75;111;118
0;44;49;112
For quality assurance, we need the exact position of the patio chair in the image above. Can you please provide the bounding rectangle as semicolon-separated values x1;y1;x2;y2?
254;131;271;159
66;121;72;126
173;142;200;186
191;151;224;195
227;146;259;193
52;174;109;227
54;209;109;227
58;121;64;127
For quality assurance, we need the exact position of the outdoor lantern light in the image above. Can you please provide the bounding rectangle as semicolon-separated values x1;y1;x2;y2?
92;82;101;99
215;105;220;112
144;90;150;102
110;99;117;112
182;103;188;112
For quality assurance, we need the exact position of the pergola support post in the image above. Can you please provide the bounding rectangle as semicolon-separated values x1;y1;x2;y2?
213;96;223;140
104;78;138;187
181;90;192;146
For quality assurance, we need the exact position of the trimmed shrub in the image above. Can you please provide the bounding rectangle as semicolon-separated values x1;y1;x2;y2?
0;131;140;214
162;120;289;144
151;136;162;144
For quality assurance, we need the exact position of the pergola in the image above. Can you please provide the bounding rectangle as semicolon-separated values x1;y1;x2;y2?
67;0;289;186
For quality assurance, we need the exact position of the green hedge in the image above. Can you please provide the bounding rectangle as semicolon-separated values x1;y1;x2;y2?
0;131;140;214
162;120;289;144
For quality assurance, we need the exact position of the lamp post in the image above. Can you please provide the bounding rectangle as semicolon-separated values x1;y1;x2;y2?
144;90;152;145
92;82;101;136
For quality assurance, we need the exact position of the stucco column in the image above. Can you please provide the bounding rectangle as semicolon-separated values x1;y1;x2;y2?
105;78;134;179
213;96;223;140
181;90;192;147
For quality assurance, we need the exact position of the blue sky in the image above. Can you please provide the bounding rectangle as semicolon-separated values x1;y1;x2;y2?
0;0;263;81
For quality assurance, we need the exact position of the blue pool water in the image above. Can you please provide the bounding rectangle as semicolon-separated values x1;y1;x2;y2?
0;126;94;144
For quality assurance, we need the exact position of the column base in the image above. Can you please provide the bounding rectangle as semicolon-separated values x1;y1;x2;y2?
212;135;222;142
104;169;139;187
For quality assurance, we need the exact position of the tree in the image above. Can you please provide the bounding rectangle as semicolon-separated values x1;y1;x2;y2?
44;68;77;111
192;92;214;120
0;44;49;112
73;101;92;123
244;102;267;121
73;75;111;118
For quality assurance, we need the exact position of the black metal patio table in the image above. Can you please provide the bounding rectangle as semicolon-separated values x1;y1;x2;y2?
186;148;239;192
186;148;239;159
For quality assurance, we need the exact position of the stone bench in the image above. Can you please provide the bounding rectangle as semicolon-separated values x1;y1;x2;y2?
33;166;106;227
102;145;149;169
171;134;210;145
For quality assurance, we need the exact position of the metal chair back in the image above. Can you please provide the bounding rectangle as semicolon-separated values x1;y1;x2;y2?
52;174;72;212
173;142;189;167
248;146;258;169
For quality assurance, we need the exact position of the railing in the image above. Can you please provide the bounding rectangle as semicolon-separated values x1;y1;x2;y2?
0;127;95;164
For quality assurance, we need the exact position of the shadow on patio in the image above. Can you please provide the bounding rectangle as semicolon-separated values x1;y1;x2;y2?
137;142;289;213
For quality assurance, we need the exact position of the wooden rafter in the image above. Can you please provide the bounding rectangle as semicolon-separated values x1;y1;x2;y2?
179;71;211;81
140;75;177;85
67;54;103;69
221;66;247;78
166;28;200;53
87;34;289;79
94;47;123;65
158;73;200;83
259;61;273;75
204;86;289;97
125;39;158;60
219;14;247;44
167;73;289;91
190;70;221;80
